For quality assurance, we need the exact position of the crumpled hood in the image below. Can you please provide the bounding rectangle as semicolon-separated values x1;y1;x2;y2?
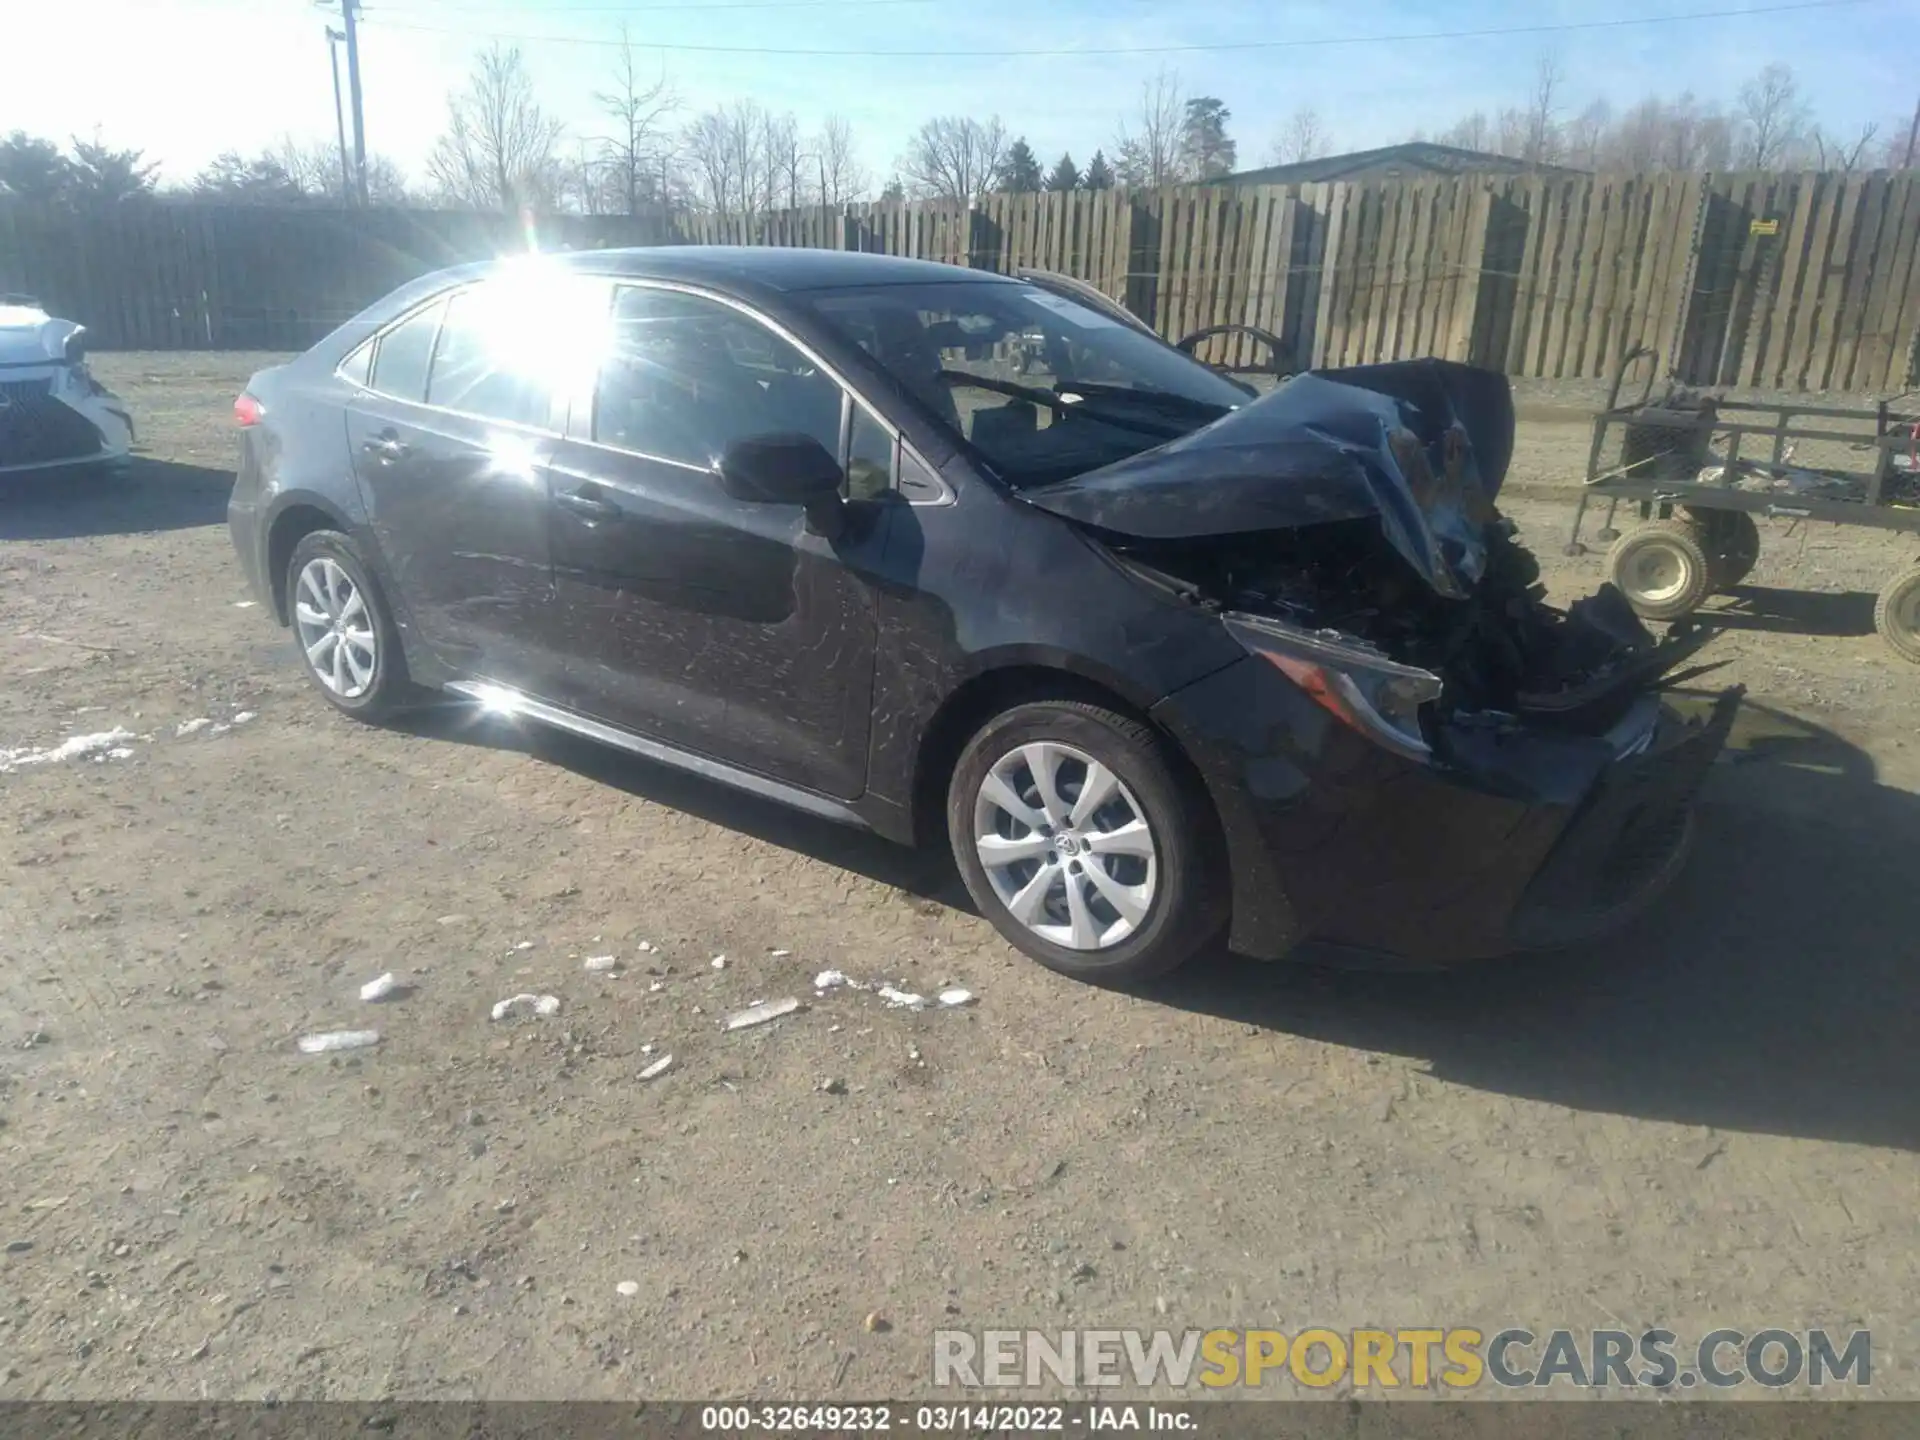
0;303;80;367
1021;358;1516;599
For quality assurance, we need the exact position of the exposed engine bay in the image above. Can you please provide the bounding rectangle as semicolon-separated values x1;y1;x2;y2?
1020;356;1717;742
1110;515;1712;736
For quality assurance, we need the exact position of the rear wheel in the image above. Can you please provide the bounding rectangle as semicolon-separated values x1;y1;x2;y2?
286;530;417;721
947;701;1224;985
1608;520;1714;621
1875;564;1920;664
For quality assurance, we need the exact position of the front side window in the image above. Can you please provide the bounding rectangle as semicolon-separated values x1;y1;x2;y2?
801;281;1244;489
426;284;557;429
594;286;844;470
369;298;446;403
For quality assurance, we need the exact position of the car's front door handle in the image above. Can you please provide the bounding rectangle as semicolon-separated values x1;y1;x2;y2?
556;489;620;521
362;434;409;461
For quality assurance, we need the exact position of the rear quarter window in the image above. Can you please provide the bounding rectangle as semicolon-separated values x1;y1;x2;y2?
338;340;373;388
368;298;446;403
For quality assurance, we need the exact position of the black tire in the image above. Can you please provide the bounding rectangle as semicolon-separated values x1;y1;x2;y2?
1607;519;1715;621
947;700;1224;985
1874;564;1920;665
1681;507;1760;590
284;530;418;722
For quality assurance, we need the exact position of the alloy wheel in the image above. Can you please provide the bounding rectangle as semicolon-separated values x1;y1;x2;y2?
972;740;1158;952
293;557;378;699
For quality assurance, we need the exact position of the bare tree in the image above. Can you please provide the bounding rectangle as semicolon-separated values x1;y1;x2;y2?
1736;63;1811;169
898;115;1007;204
272;137;344;197
1493;108;1529;159
814;115;868;206
1565;99;1612;170
260;137;410;203
682;109;740;217
1267;106;1330;166
679;100;807;219
1811;120;1880;172
427;45;566;211
1522;54;1565;164
764;111;809;211
1114;69;1186;186
1435;112;1491;153
595;25;677;214
683;101;770;219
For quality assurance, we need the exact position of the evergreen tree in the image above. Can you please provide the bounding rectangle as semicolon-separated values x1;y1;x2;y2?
1044;152;1081;191
1178;97;1237;179
999;137;1043;192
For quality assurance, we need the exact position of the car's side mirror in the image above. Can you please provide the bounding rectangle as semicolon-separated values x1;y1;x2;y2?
719;433;848;538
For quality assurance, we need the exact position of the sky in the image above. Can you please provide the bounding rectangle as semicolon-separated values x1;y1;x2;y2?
1;0;1905;190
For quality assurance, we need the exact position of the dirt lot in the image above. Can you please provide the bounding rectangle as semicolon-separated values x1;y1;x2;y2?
2;353;1918;1402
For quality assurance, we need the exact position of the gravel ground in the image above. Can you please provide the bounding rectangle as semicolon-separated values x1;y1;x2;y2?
1;353;1917;1402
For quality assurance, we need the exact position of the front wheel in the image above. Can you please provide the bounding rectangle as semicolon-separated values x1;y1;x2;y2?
947;700;1224;985
1607;519;1714;621
1875;564;1920;664
286;530;417;722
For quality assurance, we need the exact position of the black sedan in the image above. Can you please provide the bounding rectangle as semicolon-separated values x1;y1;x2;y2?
228;247;1737;982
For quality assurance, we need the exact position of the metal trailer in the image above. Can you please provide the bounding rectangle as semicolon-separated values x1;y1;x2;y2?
1564;344;1920;663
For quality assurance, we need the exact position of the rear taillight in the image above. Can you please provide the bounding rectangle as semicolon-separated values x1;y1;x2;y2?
234;393;264;427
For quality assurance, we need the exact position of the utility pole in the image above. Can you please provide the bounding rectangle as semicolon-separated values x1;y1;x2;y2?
326;27;352;201
1905;91;1919;171
340;0;369;204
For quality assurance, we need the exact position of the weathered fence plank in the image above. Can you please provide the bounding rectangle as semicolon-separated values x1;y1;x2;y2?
0;175;1910;390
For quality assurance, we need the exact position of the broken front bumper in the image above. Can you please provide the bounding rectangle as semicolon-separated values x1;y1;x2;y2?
1503;687;1738;949
0;366;133;475
1151;655;1740;965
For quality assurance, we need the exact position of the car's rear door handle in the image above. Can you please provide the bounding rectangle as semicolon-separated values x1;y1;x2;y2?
362;434;409;461
556;489;620;521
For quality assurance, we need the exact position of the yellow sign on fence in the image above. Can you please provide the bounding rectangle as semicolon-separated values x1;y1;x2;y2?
1751;217;1782;235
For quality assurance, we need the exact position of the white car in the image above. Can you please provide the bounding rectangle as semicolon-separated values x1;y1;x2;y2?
0;295;134;478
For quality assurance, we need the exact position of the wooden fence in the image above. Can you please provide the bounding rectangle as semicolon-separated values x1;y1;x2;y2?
4;170;1917;391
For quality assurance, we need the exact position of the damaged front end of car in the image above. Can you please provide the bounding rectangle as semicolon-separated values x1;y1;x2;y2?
1023;357;1741;962
0;299;136;475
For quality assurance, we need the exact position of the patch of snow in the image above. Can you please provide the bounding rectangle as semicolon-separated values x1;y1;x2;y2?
724;997;801;1031
297;1030;381;1054
490;993;560;1021
175;718;213;738
0;728;138;774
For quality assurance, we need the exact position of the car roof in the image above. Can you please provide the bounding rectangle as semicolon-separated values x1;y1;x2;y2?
546;246;1016;292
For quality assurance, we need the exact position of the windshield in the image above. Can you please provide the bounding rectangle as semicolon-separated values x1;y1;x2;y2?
800;281;1247;488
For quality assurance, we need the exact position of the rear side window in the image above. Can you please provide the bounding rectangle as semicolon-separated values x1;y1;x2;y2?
369;299;445;403
426;286;557;429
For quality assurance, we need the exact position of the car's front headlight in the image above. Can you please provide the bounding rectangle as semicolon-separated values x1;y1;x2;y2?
1223;612;1442;763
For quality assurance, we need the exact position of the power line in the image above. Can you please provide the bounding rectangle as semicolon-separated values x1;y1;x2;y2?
374;0;935;10
360;0;1872;56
